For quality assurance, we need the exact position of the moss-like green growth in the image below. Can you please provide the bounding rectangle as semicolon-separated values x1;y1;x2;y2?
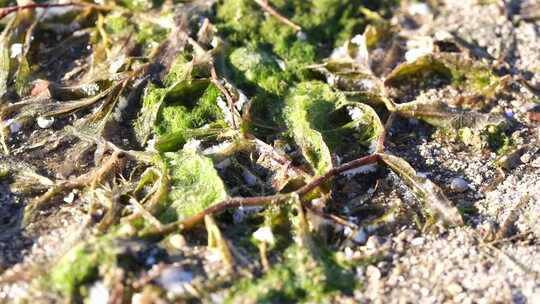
118;0;164;11
217;0;398;82
484;124;514;156
135;20;169;53
135;51;226;151
49;237;117;298
104;13;130;35
217;0;396;53
228;47;288;96
283;82;336;175
159;148;228;223
156;82;223;135
227;242;356;303
284;81;382;173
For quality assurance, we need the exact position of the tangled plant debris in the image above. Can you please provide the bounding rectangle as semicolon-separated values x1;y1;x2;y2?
0;0;539;303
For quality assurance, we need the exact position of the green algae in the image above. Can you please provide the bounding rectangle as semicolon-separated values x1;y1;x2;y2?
228;46;288;96
49;237;118;299
160;148;228;223
227;243;356;303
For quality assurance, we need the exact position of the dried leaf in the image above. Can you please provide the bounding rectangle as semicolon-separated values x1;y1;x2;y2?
379;153;463;226
385;53;499;94
395;98;505;130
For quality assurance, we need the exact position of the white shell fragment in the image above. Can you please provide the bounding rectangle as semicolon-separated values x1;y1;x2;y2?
10;43;23;58
37;116;54;129
63;191;76;203
408;3;431;16
253;226;275;244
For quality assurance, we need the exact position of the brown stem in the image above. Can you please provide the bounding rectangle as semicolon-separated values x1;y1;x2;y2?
254;0;302;32
376;112;396;153
0;2;106;21
142;154;380;238
296;154;380;196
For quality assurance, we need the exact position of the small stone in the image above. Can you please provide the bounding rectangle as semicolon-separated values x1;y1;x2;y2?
10;43;22;58
520;153;532;163
366;236;384;251
63;192;75;203
366;265;381;280
169;234;186;250
88;281;109;304
450;177;469;192
252;226;275;245
447;282;463;296
352;228;368;245
397;228;417;242
410;237;425;246
37;116;54;129
8;120;21;133
157;266;193;296
408;3;430;15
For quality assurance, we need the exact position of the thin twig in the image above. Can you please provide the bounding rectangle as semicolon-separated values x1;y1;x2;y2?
376;112;396;153
141;153;380;238
254;0;302;32
296;154;380;196
0;2;106;21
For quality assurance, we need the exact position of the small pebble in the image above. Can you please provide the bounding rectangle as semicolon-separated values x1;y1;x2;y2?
531;158;540;168
450;177;469;192
366;265;381;280
353;228;368;245
36;116;54;129
366;236;385;251
252;227;275;244
398;228;417;242
157;266;193;296
520;153;532;163
447;282;463;296
169;234;186;250
88;281;109;304
410;237;425;246
63;192;75;203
